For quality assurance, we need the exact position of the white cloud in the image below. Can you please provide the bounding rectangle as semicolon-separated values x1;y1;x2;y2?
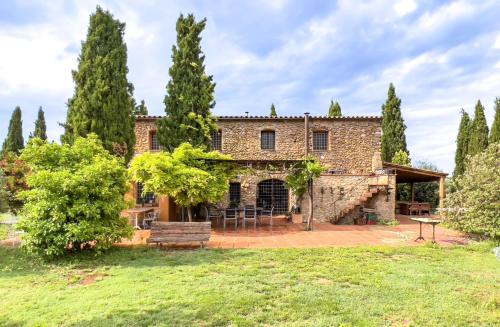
394;0;417;17
494;34;500;49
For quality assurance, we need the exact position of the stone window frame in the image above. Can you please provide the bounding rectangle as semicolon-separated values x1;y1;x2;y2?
260;129;276;150
149;130;160;151
312;130;329;151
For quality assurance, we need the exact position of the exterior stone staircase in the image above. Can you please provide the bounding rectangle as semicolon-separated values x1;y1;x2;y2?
331;187;382;224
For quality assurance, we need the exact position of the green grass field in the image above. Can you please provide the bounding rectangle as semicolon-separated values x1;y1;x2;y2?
0;243;498;326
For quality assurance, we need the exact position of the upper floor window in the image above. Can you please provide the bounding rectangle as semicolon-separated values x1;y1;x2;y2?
150;131;160;151
313;131;328;151
211;130;222;151
261;130;275;150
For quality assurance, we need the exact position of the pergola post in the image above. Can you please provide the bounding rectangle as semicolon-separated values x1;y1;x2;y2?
438;176;446;208
410;182;415;202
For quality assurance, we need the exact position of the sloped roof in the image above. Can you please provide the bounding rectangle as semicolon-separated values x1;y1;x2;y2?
136;115;381;121
383;162;447;183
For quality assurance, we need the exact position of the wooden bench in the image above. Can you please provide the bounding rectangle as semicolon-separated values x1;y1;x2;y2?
146;222;211;248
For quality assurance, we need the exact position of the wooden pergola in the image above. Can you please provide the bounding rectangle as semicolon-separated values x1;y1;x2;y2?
383;162;448;207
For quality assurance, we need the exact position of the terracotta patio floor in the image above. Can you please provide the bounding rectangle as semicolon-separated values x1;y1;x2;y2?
118;215;468;249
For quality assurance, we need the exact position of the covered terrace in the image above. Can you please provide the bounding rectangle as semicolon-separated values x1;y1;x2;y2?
383;162;448;215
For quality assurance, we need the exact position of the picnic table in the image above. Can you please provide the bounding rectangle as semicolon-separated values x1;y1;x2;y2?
411;217;441;243
125;207;155;229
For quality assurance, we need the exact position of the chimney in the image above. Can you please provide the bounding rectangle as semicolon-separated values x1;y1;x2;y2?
304;112;310;157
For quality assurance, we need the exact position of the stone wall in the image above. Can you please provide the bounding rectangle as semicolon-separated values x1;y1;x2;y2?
218;171;396;223
217;117;381;172
134;119;157;155
297;174;395;222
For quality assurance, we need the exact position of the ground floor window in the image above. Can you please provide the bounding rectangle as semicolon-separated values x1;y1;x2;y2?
229;182;241;206
136;182;155;205
257;179;289;214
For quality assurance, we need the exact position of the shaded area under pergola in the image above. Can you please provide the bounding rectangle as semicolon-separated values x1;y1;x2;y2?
383;162;448;206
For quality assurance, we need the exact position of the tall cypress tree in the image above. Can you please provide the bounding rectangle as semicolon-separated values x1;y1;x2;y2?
62;6;136;162
453;109;471;178
381;83;408;162
134;99;148;116
328;100;342;118
1;107;24;156
468;100;489;156
489;97;499;144
157;14;217;151
270;103;277;117
30;106;47;140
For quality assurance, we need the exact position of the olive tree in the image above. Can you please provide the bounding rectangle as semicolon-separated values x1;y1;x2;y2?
442;142;499;239
17;135;133;257
129;143;240;221
286;158;325;231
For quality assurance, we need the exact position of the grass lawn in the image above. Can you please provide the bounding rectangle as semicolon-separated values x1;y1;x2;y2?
0;244;499;326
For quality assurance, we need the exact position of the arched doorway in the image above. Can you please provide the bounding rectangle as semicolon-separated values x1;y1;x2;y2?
257;179;289;214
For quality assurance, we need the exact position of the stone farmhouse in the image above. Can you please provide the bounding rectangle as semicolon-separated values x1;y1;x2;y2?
131;114;447;224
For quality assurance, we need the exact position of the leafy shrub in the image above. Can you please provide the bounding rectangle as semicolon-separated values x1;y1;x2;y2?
443;142;500;239
0;152;29;213
0;170;10;213
17;135;133;257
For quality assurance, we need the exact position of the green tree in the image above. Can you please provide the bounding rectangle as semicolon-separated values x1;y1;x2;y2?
392;149;411;166
328;100;342;118
413;161;440;208
134;99;148;116
270;103;277;117
0;169;10;213
129;143;240;222
0;153;29;213
17;135;133;258
468;100;489;157
30;106;47;140
1;106;24;156
286;158;326;231
392;149;411;201
453;109;471;178
443;142;499;239
381;83;408;162
157;14;217;152
489;97;500;143
62;6;136;162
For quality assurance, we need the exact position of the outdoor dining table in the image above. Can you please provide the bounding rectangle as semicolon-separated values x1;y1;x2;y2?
126;207;155;229
411;217;441;243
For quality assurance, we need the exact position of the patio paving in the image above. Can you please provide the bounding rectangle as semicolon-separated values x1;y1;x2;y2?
118;215;468;248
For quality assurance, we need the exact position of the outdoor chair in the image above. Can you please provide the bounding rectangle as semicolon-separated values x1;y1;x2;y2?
259;206;274;229
223;208;238;231
143;211;159;229
205;205;223;225
242;205;258;229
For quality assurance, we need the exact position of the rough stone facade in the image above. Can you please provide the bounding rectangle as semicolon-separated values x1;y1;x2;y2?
217;117;381;173
134;118;158;155
133;115;396;223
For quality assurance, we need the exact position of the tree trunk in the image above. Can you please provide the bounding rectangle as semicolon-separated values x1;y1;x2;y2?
306;179;313;231
187;206;193;222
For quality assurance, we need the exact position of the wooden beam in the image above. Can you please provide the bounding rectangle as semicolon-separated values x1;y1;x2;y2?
411;182;415;202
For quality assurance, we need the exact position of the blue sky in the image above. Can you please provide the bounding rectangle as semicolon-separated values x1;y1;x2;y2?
1;0;499;173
